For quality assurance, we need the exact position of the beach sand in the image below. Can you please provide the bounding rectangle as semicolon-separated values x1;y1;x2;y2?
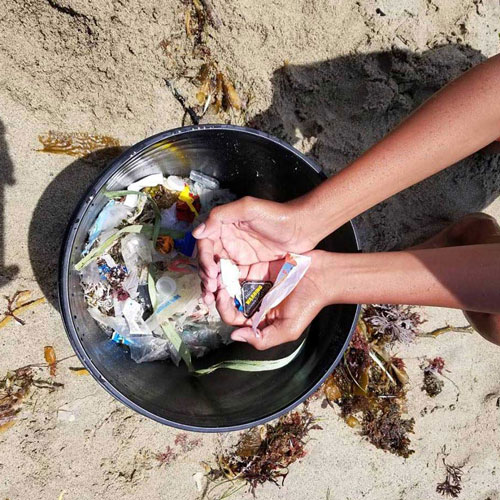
0;1;499;498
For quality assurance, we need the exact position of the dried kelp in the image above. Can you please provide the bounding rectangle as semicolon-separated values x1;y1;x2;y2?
44;346;57;377
421;325;474;338
0;365;63;430
206;407;320;495
38;131;120;157
0;290;46;329
161;1;243;124
324;305;422;457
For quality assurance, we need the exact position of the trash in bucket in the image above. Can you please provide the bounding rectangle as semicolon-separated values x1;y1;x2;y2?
76;170;236;365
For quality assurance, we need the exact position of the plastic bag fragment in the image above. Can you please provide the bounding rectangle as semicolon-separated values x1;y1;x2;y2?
124;173;164;208
86;200;130;252
252;253;311;336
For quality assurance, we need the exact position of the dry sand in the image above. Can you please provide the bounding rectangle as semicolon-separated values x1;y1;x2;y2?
1;1;500;498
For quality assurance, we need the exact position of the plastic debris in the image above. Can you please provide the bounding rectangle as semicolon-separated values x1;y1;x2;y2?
220;259;241;299
252;253;311;336
241;281;273;318
189;170;220;190
161;204;192;232
86;200;130;252
156;235;174;254
165;175;186;192
124;173;164;208
79;171;236;365
174;232;197;257
176;186;201;222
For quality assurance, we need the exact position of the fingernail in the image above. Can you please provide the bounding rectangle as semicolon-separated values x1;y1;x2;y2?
231;334;248;343
193;223;205;238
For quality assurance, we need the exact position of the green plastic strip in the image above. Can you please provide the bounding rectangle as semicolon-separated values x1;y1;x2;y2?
75;224;148;271
194;339;306;375
147;263;193;372
161;322;194;372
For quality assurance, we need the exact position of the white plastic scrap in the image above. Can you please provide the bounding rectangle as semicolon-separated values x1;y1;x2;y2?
124;173;164;208
165;175;186;192
122;298;152;336
251;253;311;336
220;259;241;299
189;170;220;190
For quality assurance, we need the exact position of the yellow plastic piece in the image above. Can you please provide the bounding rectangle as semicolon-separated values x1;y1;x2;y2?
178;185;199;216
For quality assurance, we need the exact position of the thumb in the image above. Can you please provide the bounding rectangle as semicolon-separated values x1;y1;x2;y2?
231;322;294;350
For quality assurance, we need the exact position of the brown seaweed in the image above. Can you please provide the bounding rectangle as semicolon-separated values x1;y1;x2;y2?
38;131;120;157
0;290;46;329
421;357;446;397
0;365;63;429
324;305;422;457
44;346;57;377
207;407;319;493
436;455;464;497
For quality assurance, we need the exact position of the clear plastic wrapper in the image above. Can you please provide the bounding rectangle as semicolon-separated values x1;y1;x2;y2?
120;233;153;283
190;170;220;190
128;335;173;363
85;200;130;252
252;253;311;336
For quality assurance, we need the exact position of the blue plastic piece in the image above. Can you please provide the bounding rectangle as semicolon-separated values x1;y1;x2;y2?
234;297;243;312
174;232;196;257
111;331;132;346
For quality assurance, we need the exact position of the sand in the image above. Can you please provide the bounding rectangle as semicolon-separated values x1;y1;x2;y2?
1;0;500;498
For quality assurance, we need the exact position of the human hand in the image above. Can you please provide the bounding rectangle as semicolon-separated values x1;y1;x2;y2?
193;196;318;304
215;250;331;350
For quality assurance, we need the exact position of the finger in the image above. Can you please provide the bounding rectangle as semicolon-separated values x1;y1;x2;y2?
199;269;218;293
215;288;247;326
197;238;218;278
245;261;271;281
202;290;215;305
193;197;255;239
231;322;300;350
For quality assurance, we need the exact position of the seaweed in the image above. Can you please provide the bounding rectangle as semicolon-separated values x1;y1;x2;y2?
44;346;57;377
37;131;120;157
421;357;446;397
0;290;46;329
436;455;464;497
161;1;243;124
324;305;422;457
0;364;63;430
205;406;320;495
363;304;424;345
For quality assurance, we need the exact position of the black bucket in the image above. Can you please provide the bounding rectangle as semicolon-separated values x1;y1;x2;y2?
59;125;360;432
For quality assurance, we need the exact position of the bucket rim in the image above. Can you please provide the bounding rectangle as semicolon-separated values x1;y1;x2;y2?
58;124;361;432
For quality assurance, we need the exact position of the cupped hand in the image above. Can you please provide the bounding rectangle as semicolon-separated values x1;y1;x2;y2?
193;196;317;304
215;250;331;350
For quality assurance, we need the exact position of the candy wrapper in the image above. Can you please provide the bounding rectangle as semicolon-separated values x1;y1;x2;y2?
252;253;311;336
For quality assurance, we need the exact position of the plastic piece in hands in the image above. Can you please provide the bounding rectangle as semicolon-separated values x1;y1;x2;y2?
251;253;311;336
241;281;273;318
